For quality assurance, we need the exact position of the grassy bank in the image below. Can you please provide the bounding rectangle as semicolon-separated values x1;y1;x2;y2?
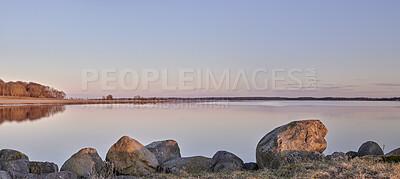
133;158;400;179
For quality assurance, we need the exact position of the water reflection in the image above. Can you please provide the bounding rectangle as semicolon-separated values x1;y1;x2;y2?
0;105;66;125
0;102;399;166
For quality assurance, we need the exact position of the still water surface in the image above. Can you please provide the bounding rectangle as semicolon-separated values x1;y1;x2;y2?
0;101;400;166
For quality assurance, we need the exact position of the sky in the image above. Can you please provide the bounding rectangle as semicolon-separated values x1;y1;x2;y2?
0;0;399;98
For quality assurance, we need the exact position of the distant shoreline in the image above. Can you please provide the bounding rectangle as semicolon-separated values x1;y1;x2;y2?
0;96;399;105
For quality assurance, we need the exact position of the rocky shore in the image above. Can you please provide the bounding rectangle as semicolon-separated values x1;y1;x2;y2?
1;119;399;178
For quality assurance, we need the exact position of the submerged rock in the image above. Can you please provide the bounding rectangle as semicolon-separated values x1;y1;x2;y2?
29;161;58;175
357;141;384;157
327;152;349;162
256;120;328;169
211;151;244;172
160;156;213;174
106;136;158;176
386;148;400;156
145;140;181;164
61;147;104;178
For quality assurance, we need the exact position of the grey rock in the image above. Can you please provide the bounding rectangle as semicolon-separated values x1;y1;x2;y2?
386;148;400;155
41;171;77;179
29;162;58;175
160;156;213;174
23;173;40;179
357;141;384;157
61;148;104;177
115;176;138;179
0;149;29;169
106;136;158;176
211;151;244;172
256;120;328;169
285;150;325;163
212;163;239;173
243;162;258;171
4;159;30;179
145;140;181;164
305;151;326;160
346;151;358;159
0;171;11;179
326;152;349;162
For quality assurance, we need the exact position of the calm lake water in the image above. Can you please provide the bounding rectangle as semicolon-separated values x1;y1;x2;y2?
1;101;400;166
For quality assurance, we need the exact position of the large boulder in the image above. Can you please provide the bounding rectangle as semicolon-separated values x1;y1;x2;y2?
280;150;325;164
386;148;400;155
106;136;158;176
357;141;384;157
160;156;212;174
42;171;77;179
3;159;30;179
0;170;11;179
145;140;181;164
61;147;105;178
0;149;29;169
29;161;58;175
256;120;328;169
210;151;244;172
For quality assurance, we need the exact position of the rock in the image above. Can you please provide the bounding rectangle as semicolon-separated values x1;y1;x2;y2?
24;173;41;179
3;159;30;179
243;162;258;171
326;152;349;162
305;151;325;160
29;161;58;175
284;150;325;163
346;151;358;159
160;156;212;174
0;171;11;179
357;141;384;157
0;149;29;169
42;171;77;179
386;148;400;155
211;151;244;172
60;147;105;178
106;136;158;176
256;120;328;169
115;176;138;179
145;140;181;164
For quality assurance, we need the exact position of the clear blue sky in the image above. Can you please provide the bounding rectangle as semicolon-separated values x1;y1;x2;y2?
1;1;399;97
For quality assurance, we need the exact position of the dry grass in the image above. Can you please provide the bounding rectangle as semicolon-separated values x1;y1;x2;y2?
126;158;400;179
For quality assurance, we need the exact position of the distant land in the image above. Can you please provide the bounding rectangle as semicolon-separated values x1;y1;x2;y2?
0;79;399;105
0;96;399;105
0;79;65;99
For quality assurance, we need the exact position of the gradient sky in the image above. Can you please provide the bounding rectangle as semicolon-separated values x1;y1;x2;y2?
1;0;399;97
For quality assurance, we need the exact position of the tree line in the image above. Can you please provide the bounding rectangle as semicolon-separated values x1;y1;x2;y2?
0;79;66;99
